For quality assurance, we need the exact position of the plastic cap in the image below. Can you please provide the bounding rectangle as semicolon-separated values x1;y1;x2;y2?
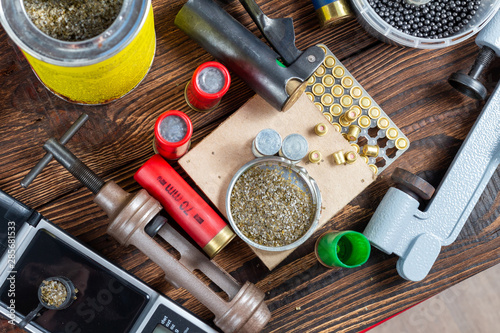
315;230;371;268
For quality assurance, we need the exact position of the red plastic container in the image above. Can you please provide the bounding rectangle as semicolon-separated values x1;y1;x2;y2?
154;110;193;160
134;155;234;257
184;61;231;112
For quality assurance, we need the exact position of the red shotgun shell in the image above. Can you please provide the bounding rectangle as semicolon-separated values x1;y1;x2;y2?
134;154;235;258
154;110;193;160
184;61;231;112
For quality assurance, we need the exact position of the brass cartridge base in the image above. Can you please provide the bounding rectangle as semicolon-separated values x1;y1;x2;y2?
316;0;355;29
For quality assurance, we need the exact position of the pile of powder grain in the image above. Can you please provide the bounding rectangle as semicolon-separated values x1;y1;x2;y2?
230;165;314;247
40;280;68;308
23;0;123;41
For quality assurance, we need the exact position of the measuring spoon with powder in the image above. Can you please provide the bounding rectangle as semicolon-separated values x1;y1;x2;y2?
19;276;78;329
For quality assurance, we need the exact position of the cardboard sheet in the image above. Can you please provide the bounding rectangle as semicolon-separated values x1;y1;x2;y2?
179;94;374;269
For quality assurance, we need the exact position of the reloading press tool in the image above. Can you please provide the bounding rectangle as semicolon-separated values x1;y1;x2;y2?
363;77;500;282
364;12;500;282
21;114;271;333
175;0;325;112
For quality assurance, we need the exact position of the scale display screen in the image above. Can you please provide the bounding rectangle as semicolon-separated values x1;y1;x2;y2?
0;229;149;333
153;324;174;333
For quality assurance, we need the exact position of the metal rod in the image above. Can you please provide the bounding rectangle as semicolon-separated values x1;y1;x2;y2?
43;138;104;194
469;46;495;79
21;114;89;188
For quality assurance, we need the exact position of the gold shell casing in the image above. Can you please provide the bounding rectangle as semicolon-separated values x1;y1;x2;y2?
316;0;355;29
203;225;236;258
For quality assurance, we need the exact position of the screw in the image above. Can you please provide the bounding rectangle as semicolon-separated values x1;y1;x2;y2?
448;46;496;100
307;55;316;63
43;138;105;194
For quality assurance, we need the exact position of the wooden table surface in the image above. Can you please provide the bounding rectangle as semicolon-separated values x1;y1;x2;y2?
1;1;499;332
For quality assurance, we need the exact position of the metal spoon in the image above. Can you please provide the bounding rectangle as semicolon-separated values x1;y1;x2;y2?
19;276;77;329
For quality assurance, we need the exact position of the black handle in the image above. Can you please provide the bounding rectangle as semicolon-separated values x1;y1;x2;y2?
238;0;302;65
19;303;44;329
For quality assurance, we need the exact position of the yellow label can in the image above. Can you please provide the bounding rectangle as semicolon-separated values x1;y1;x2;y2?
1;0;156;104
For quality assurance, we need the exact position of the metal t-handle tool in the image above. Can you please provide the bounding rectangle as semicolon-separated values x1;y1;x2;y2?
21;114;89;188
21;115;271;332
363;81;500;281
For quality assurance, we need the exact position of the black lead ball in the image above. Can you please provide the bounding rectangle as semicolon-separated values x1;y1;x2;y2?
368;0;482;39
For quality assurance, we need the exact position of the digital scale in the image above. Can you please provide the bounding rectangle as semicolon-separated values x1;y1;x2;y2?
0;189;218;333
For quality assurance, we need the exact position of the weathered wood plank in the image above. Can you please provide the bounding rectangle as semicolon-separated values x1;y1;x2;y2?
0;0;499;332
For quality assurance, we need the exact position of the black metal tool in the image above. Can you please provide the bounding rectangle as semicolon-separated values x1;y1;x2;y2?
448;47;495;100
175;0;325;112
21;114;89;188
238;0;301;66
448;11;500;100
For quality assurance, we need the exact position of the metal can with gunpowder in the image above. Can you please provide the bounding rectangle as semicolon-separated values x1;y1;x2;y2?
0;0;156;104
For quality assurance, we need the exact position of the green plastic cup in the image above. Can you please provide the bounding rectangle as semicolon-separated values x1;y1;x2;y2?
315;230;371;268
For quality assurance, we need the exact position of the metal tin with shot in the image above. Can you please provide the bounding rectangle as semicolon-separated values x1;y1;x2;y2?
226;157;322;251
351;0;500;49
